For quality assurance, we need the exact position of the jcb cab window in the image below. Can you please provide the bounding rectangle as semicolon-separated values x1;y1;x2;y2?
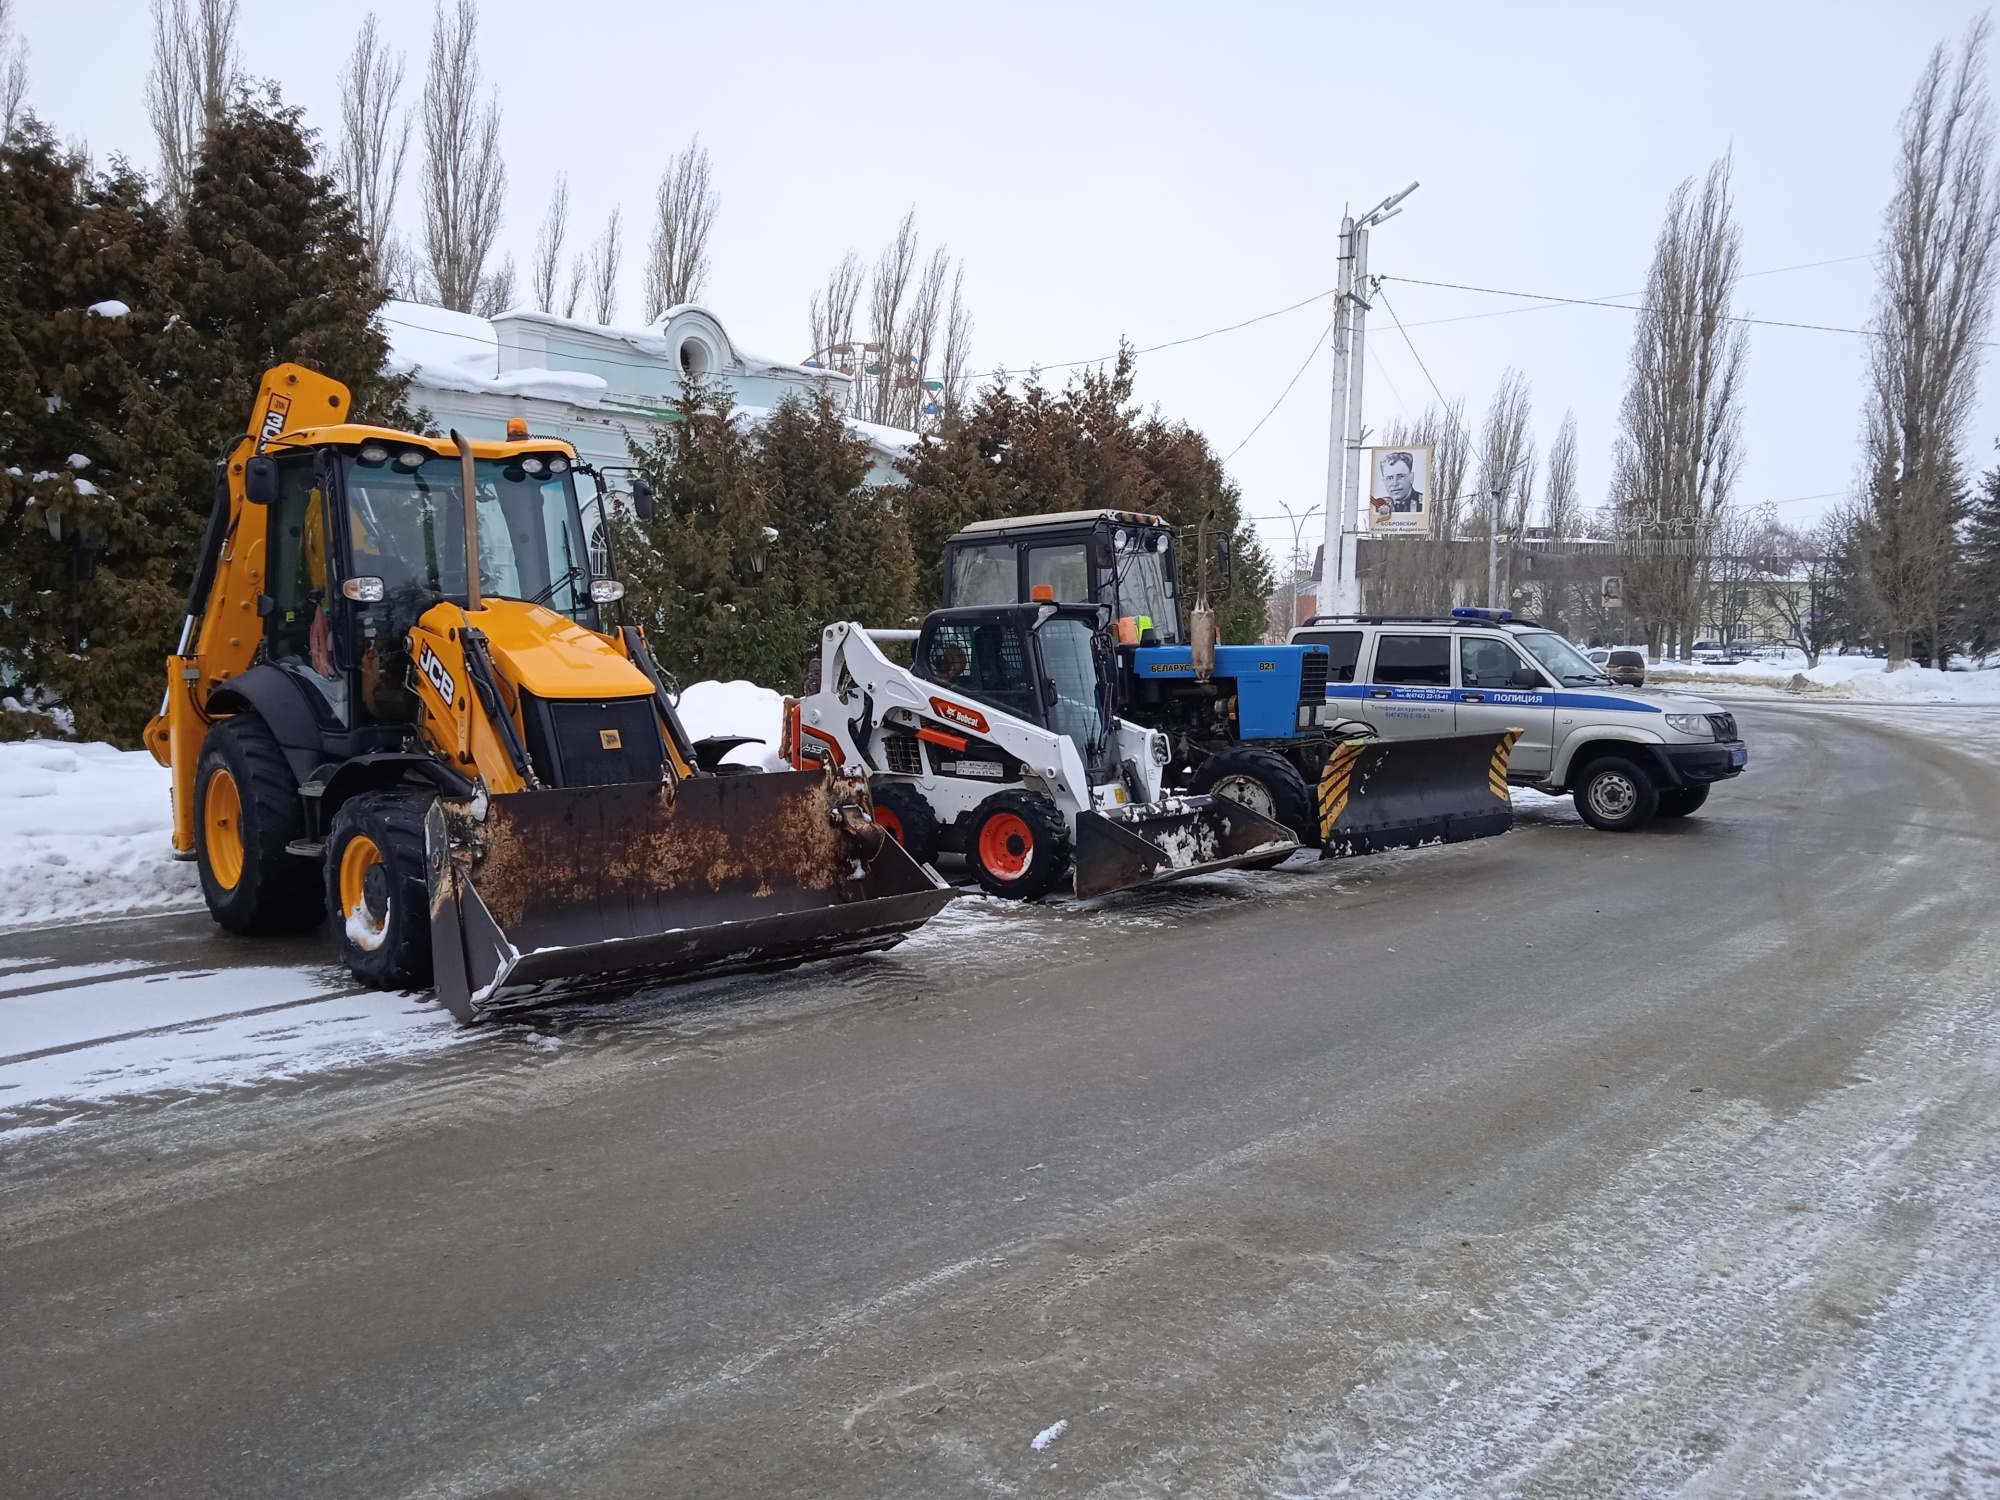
1371;634;1452;687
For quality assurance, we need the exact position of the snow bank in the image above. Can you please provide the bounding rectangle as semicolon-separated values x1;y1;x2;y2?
675;680;787;769
1653;651;2000;704
0;741;197;927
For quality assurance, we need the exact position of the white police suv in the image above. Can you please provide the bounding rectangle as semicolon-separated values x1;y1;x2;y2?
1288;609;1747;832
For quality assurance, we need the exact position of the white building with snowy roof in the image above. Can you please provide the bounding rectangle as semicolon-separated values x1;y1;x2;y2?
378;301;918;488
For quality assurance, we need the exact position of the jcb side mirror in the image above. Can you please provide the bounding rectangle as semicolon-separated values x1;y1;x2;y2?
630;478;655;521
243;455;279;506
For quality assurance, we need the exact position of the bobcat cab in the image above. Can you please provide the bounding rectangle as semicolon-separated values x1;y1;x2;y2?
148;364;952;1021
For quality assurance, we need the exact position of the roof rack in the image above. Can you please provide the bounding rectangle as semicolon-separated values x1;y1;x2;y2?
1297;613;1546;629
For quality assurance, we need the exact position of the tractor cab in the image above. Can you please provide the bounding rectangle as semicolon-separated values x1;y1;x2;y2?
912;603;1119;782
941;510;1185;647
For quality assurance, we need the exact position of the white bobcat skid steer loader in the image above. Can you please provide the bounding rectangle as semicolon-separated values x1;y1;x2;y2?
787;604;1298;900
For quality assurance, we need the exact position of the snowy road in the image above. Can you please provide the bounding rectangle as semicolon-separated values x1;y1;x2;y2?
3;702;1998;1497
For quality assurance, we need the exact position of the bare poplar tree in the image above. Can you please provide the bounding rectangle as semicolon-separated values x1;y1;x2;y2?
419;0;506;312
146;0;238;216
531;173;570;313
0;0;28;139
1543;410;1581;542
808;251;864;368
1859;17;2000;667
475;253;515;317
1609;158;1747;659
1475;369;1536;607
642;135;719;321
563;256;586;320
335;14;411;293
587;206;622;324
809;214;971;429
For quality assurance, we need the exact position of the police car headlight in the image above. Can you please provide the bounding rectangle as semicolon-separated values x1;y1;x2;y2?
1664;713;1713;738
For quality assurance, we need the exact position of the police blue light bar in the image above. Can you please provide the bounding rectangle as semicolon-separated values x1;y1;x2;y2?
1451;607;1513;621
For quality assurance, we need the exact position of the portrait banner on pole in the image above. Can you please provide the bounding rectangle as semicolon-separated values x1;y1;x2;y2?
1365;444;1433;536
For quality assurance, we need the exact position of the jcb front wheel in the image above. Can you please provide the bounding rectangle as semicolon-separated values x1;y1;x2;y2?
968;791;1071;901
326;791;435;990
194;715;321;934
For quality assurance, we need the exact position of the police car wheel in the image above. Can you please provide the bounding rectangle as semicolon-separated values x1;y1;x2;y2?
1189;747;1315;843
1574;756;1659;832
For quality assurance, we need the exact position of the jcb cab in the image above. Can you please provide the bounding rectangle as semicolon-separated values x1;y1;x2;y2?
149;365;951;1021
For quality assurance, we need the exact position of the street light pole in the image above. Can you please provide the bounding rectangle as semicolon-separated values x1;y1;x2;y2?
1320;183;1417;619
1277;501;1322;632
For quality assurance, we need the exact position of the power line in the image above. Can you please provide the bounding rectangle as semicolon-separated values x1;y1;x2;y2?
1222;319;1332;462
1379;273;1878;339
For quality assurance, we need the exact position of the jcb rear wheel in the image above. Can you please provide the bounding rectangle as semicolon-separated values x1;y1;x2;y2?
968;791;1070;901
870;781;941;866
326;791;435;990
195;715;321;935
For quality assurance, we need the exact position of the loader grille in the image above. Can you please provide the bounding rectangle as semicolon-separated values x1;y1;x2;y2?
1298;650;1329;705
882;733;922;775
521;694;666;788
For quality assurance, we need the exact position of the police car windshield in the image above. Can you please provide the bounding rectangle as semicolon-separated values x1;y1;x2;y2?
1517;631;1612;687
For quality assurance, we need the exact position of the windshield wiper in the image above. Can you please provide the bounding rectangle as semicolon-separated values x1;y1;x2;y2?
523;564;586;608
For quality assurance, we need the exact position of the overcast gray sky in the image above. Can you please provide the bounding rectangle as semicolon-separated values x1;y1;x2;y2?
14;2;1998;565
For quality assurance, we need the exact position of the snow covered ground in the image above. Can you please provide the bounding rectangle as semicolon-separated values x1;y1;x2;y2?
0;740;198;928
1650;649;2000;704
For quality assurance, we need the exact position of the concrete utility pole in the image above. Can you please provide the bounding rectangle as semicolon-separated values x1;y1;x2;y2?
1320;183;1418;618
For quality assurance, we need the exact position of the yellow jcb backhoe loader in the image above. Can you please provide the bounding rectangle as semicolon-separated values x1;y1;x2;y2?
145;364;954;1022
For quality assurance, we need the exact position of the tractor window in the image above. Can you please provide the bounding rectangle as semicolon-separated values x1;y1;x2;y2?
1371;634;1452;687
919;616;1035;722
1026;543;1091;603
947;542;1018;607
1292;629;1361;681
343;450;590;641
1113;541;1181;644
1036;615;1109;769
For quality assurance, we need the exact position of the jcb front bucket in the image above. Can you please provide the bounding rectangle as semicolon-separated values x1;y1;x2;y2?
424;771;956;1023
1073;794;1300;901
1316;728;1521;856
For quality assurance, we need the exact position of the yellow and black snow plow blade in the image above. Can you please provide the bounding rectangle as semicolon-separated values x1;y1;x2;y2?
1316;728;1521;856
1074;794;1300;900
424;771;955;1023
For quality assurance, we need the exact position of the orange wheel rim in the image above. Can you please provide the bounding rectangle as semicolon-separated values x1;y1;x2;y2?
338;835;388;949
203;767;245;890
978;811;1034;881
875;806;905;844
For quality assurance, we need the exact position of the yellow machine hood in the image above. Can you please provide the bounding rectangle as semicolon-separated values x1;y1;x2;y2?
435;598;655;700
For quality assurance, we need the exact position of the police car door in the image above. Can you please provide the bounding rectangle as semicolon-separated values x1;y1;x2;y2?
1360;632;1455;739
1455;634;1556;777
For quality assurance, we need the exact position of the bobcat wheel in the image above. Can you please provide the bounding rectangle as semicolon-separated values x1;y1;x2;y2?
869;781;941;866
326;791;435;990
968;791;1071;901
194;714;321;935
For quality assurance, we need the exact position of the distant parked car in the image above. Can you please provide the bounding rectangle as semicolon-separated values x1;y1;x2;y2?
1726;639;1755;656
1604;648;1646;686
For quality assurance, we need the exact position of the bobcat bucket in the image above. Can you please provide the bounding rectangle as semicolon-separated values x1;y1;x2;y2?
424;770;956;1023
1315;728;1522;856
1073;794;1300;901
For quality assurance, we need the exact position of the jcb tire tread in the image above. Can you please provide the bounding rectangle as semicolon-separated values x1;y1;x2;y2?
968;790;1071;901
325;790;435;990
195;714;321;935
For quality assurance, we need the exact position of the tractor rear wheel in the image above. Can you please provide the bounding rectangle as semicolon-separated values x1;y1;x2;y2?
326;791;435;990
869;780;941;866
194;714;321;935
968;791;1071;901
1190;746;1315;843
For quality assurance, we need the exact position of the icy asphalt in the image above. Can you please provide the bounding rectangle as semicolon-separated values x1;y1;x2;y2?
3;702;1998;1498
